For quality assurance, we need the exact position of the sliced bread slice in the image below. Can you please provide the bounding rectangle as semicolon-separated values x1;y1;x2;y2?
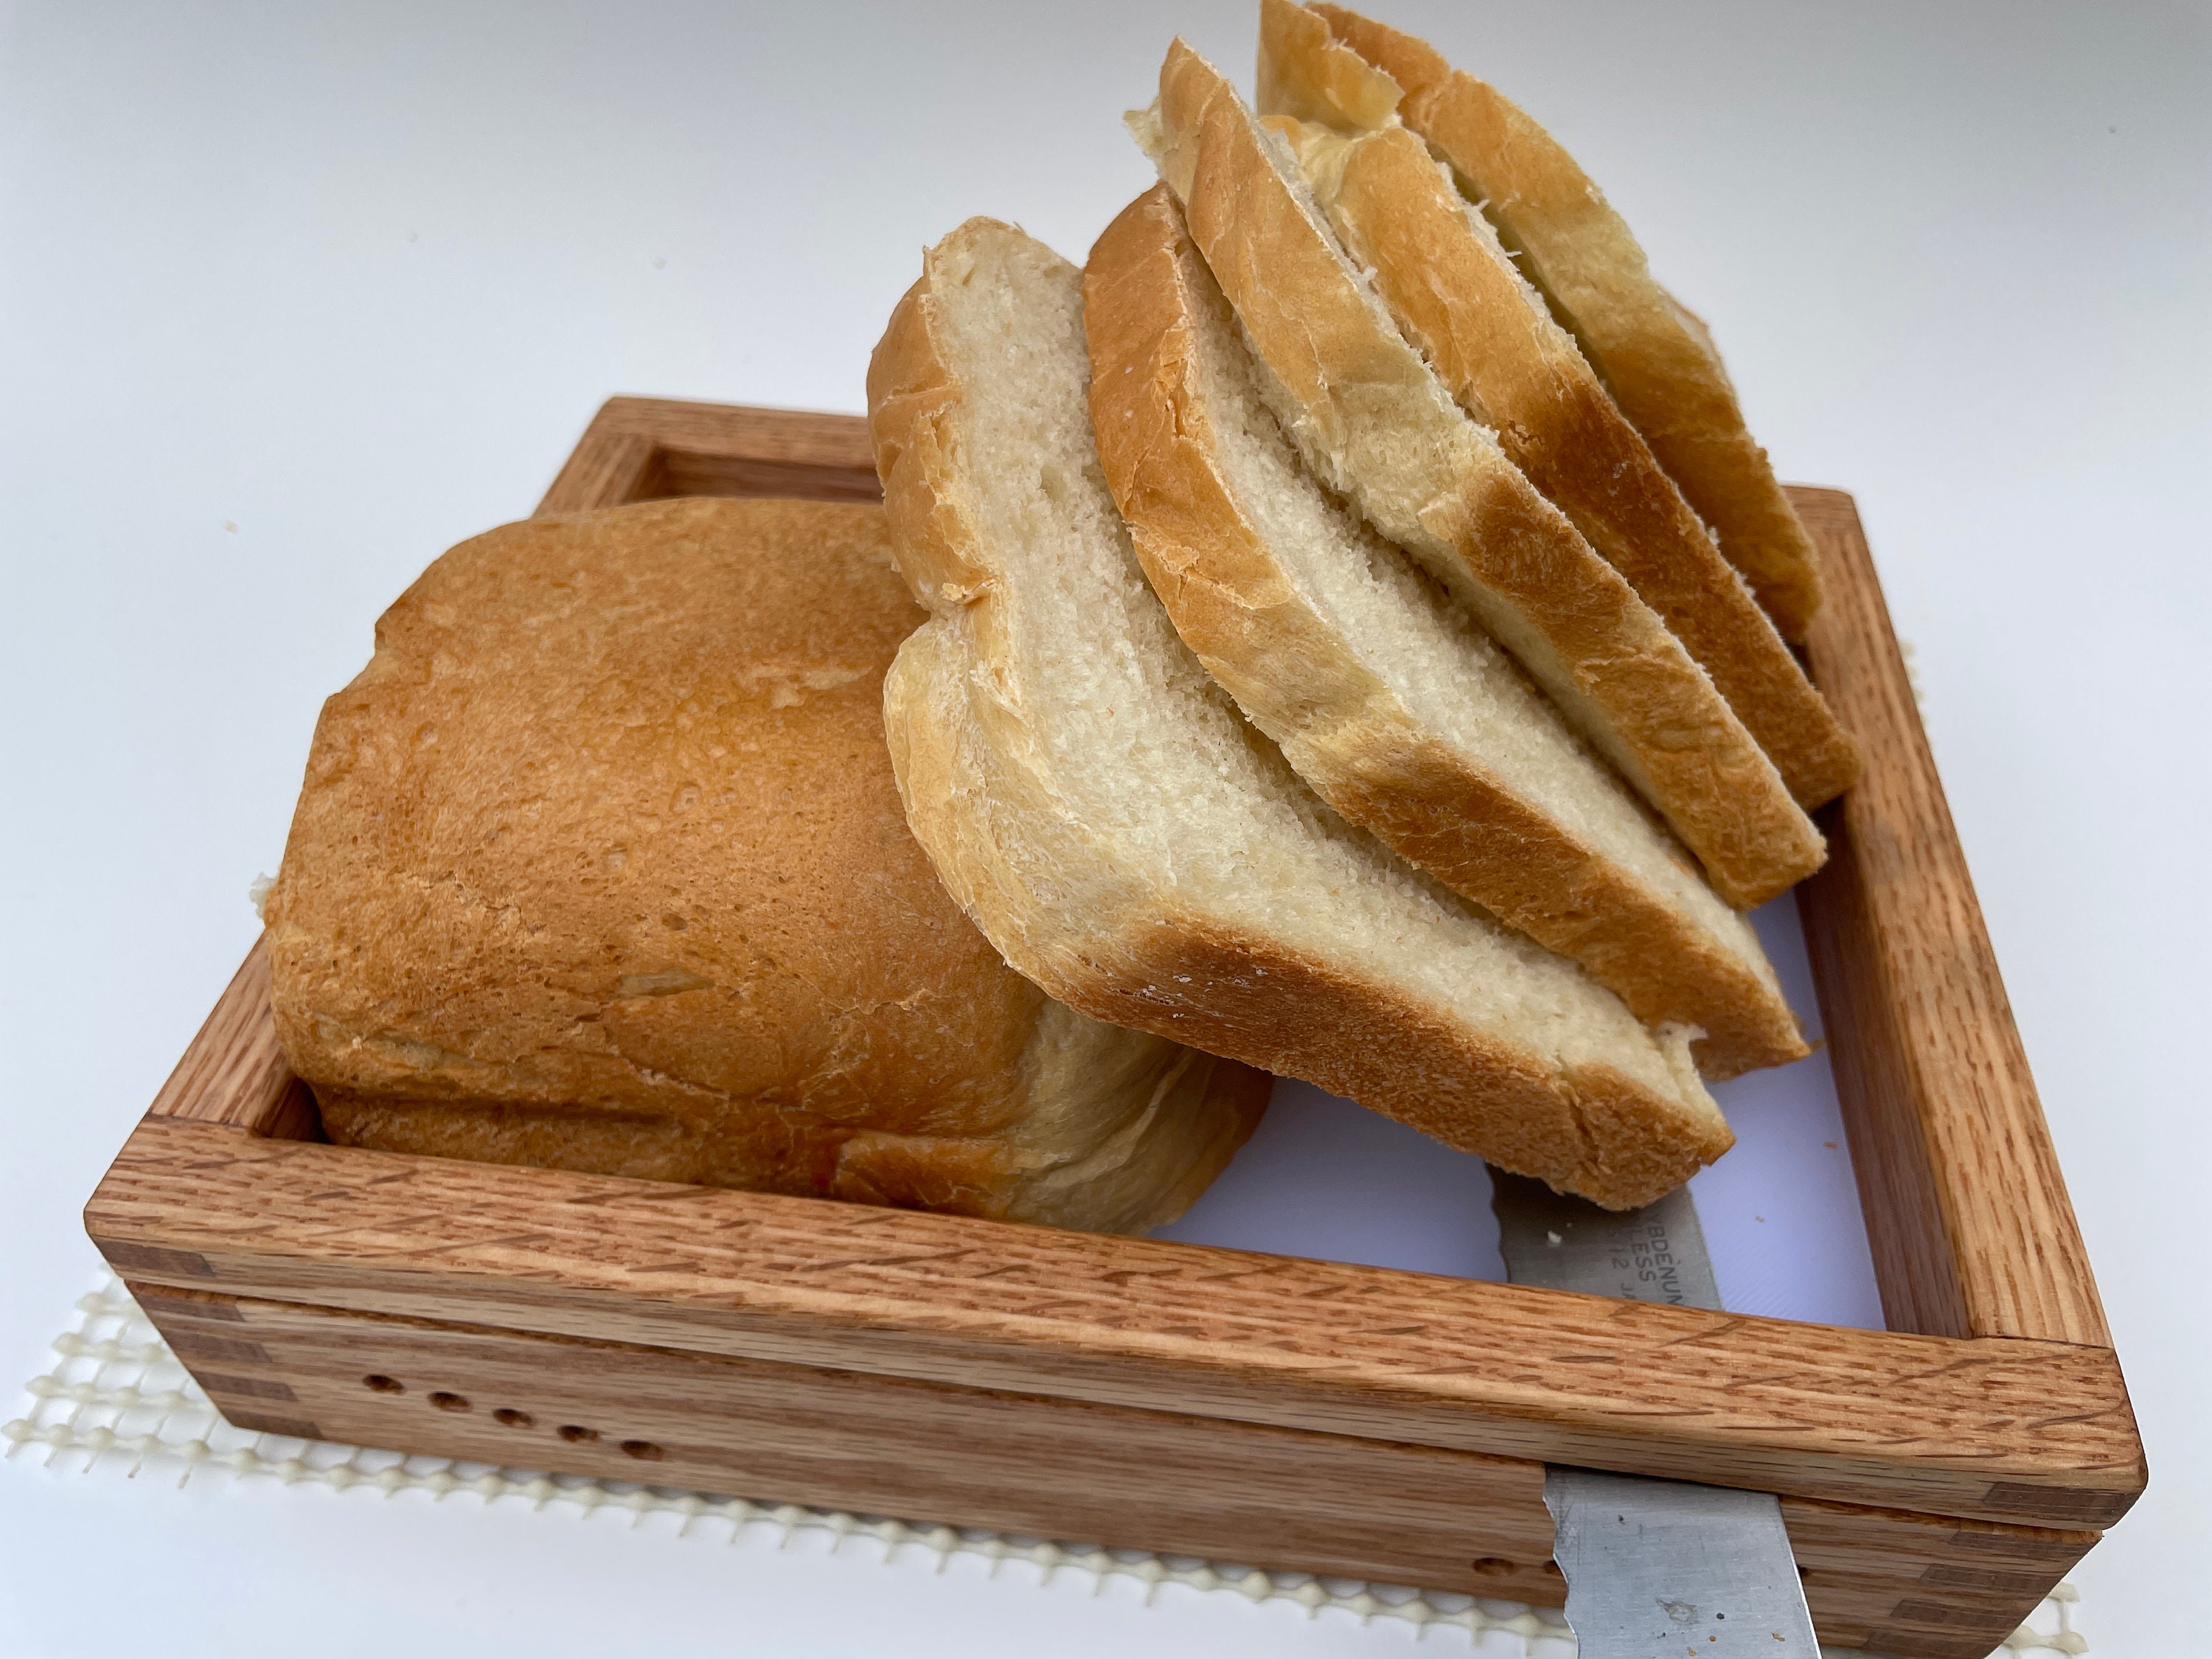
867;215;1733;1208
1257;0;1858;810
1310;3;1827;641
1085;185;1804;1079
1136;40;1822;909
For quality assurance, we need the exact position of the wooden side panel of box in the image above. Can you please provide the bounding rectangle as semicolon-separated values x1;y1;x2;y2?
131;1281;1561;1601
126;1283;2088;1659
535;397;879;516
91;1108;2143;1532
1793;489;2106;1348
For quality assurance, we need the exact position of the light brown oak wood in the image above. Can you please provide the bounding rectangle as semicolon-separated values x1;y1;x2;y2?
1795;487;2107;1347
90;1110;2141;1531
83;400;2140;1658
128;1281;2085;1659
144;943;288;1130
535;397;878;516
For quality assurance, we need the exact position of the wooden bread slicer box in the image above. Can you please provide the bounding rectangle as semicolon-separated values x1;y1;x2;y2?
85;399;2144;1659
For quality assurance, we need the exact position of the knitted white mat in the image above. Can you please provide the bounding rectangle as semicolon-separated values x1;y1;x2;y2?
5;1270;2087;1658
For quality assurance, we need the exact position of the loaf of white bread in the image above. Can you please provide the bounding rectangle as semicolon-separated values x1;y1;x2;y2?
265;497;1267;1234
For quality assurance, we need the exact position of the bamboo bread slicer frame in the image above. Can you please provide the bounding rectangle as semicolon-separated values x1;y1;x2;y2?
86;398;2143;1659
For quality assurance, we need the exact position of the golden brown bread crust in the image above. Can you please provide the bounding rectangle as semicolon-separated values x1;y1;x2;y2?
1311;3;1827;642
1082;187;1802;1078
1253;6;1856;807
1056;922;1733;1209
266;496;1264;1234
1148;41;1822;908
1304;123;1858;807
867;218;1731;1208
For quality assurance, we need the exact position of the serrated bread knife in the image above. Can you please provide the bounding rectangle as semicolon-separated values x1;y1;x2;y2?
1488;1170;1823;1658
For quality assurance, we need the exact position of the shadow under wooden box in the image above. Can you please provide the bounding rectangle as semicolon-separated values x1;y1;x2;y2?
86;397;2143;1659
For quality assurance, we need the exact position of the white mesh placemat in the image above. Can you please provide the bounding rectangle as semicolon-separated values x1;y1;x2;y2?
5;1270;2087;1658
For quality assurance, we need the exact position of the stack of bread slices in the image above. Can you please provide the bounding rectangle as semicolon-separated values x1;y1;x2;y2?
868;0;1857;1211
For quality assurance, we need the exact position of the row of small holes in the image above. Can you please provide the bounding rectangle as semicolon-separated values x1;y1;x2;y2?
360;1374;665;1459
361;1377;1628;1562
360;1377;1728;1582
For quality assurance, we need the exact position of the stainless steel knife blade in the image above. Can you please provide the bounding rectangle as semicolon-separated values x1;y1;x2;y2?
1489;1170;1822;1658
1489;1169;1721;1310
1543;1470;1823;1657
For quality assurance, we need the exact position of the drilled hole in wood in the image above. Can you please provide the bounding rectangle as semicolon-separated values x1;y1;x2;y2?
620;1439;666;1461
557;1425;599;1443
1470;1557;1517;1577
362;1374;403;1394
428;1391;470;1412
493;1408;535;1428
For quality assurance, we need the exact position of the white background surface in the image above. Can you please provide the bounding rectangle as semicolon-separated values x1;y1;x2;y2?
3;1;2206;1653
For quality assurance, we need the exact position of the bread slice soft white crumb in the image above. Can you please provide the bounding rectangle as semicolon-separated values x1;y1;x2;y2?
1085;185;1804;1080
868;215;1734;1208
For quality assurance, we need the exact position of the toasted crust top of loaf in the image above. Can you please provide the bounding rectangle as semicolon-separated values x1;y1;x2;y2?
266;496;1264;1234
1137;39;1823;908
1085;184;1804;1079
868;216;1733;1208
1310;2;1827;641
1257;0;1857;810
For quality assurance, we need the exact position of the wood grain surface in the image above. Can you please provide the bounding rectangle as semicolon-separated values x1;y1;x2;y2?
1792;487;2108;1347
144;942;289;1130
534;397;877;516
142;940;319;1141
90;1109;2141;1531
127;1282;2092;1659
